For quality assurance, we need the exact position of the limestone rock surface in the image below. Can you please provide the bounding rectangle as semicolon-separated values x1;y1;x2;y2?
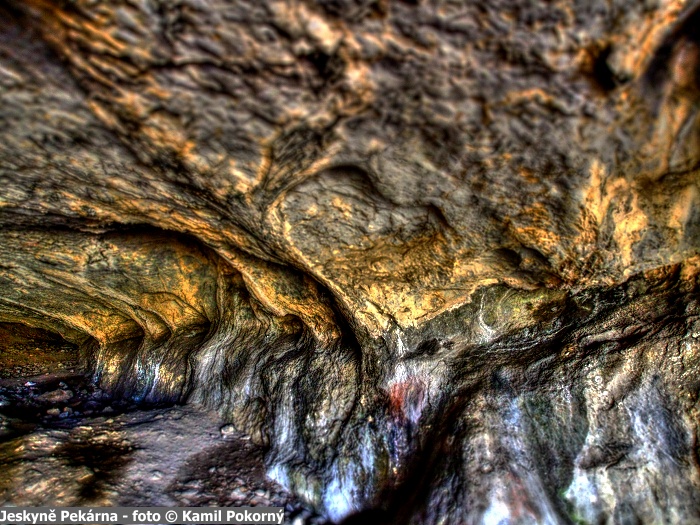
1;0;700;523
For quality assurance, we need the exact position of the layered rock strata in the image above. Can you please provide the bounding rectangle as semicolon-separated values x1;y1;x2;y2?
1;0;700;522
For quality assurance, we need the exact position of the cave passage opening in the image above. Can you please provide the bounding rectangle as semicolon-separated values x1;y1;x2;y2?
0;322;79;380
0;321;171;429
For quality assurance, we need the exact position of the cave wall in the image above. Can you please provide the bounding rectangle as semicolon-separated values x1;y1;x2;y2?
1;0;700;522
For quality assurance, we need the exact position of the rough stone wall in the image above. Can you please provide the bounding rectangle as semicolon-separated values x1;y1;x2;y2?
1;0;700;522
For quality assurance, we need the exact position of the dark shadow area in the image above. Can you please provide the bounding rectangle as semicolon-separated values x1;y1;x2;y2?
52;439;134;502
167;436;330;523
590;45;619;92
168;438;266;505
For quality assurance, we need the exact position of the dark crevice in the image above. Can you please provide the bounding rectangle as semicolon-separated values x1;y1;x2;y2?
591;45;619;92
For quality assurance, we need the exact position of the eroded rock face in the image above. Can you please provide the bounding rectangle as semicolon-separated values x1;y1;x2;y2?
1;0;700;522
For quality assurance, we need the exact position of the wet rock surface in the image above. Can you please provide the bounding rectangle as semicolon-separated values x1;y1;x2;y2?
1;0;700;523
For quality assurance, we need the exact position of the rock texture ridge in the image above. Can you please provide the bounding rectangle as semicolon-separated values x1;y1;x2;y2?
1;0;700;522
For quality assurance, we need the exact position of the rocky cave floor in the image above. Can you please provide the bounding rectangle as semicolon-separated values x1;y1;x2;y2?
0;332;328;525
